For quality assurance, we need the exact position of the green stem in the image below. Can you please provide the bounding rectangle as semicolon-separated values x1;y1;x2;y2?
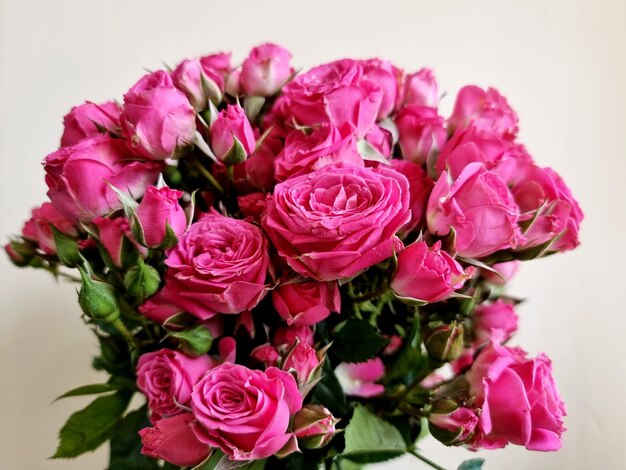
408;449;447;470
111;318;139;349
350;282;390;303
193;159;225;195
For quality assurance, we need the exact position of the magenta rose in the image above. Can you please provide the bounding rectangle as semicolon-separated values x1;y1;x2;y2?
137;348;215;420
391;241;471;303
140;413;210;467
396;105;446;164
448;85;519;140
93;215;145;267
61;101;121;147
121;70;196;160
191;363;303;460
402;68;438;108
263;163;410;281
390;159;434;237
473;299;519;345
21;202;77;255
361;58;402;119
273;325;315;348
135;186;187;248
426;162;523;258
141;211;270;320
209;105;256;163
282;341;321;385
465;342;567;451
240;43;294;96
272;277;341;326
44;135;162;222
237;192;268;223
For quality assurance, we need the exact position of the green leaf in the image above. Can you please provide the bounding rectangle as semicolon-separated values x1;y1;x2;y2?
53;383;121;402
52;391;132;458
311;362;347;418
458;458;485;470
332;319;389;363
244;96;266;122
386;317;425;383
109;404;160;469
340;405;406;463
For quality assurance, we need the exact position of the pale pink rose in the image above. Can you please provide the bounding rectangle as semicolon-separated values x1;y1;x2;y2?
483;261;521;285
272;277;341;326
465;342;567;451
93;215;145;268
121;70;196;160
137;348;215;421
396;105;446;164
44;135;162;222
335;358;385;398
61;101;121;147
140;413;210;467
140;211;270;320
209;105;256;162
240;43;294;96
402;68;438;108
199;52;233;91
274;124;361;182
429;407;479;445
21;202;77;255
361;58;402;119
390;160;434;237
427;163;523;258
391;241;472;302
282;341;320;384
250;343;280;367
273;325;315;348
263;163;410;281
473;300;519;344
448;85;519;140
135;186;187;248
191;363;303;460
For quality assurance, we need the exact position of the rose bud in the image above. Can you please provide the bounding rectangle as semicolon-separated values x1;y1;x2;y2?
121;70;197;161
199;52;233;92
77;269;120;323
282;341;320;385
273;325;315;349
250;343;280;367
93;216;146;268
361;58;402;119
135;186;188;248
391;241;471;303
473;300;518;345
429;407;479;446
424;322;465;362
20;202;78;256
61;101;121;147
124;258;161;301
209;105;256;164
402;68;438;108
240;43;294;96
293;405;340;449
335;358;385;398
272;278;341;326
172;58;221;110
4;242;29;266
396;105;446;165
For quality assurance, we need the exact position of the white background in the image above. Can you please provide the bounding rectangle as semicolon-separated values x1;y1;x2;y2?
1;0;624;469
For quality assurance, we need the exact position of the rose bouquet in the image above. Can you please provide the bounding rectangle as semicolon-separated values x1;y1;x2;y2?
5;43;583;470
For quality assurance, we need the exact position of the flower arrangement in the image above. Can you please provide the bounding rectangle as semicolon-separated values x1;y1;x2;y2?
5;43;583;470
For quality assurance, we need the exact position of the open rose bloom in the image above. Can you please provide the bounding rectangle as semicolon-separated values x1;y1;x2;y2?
5;44;582;469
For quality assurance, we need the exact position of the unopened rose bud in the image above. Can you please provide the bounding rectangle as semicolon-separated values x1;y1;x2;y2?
428;407;478;446
293;405;340;449
52;226;81;267
78;268;120;323
4;241;32;266
209;105;255;164
425;322;465;362
240;43;293;97
123;258;160;301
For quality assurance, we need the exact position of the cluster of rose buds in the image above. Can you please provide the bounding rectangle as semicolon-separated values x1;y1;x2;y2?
6;43;582;469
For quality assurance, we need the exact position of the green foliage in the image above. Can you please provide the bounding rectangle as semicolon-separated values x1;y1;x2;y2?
53;383;121;402
311;362;348;418
332;319;389;363
109;404;160;469
386;317;426;383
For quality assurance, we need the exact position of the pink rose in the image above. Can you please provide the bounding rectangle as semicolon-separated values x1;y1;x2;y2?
172;59;219;110
93;215;145;267
21;202;77;255
364;125;393;159
272;277;341;326
209;105;256;163
361;59;402;119
233;133;281;192
250;343;280;367
396;105;446;164
240;43;294;96
237;192;268;223
44;135;162;222
448;85;519;140
402;68;438;108
390;160;434;237
141;211;270;320
473;300;518;345
135;186;187;248
282;341;320;385
483;261;520;285
426;163;523;258
391;241;471;303
121;70;196;160
137;348;215;420
191;363;303;460
140;413;210;467
429;407;479;445
273;325;315;348
199;52;233;92
293;405;339;449
61;101;121;147
465;342;566;451
263;163;410;281
335;358;385;398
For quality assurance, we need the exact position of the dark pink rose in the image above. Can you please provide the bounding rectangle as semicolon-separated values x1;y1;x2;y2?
141;211;270;320
273;325;315;348
209;105;256;163
390;160;434;237
396;105;446;164
137;348;215;420
427;163;523;258
391;241;471;302
44;135;162;222
473;300;518;344
263;163;410;281
402;68;438;108
61;101;121;147
135;186;187;248
272;277;341;326
483;261;520;285
233;133;281;192
21;202;77;255
282;341;320;385
465;342;566;451
199;52;233;92
191;363;303;460
237;192;268;223
274;124;361;182
448;85;519;140
361;59;402;119
240;43;294;96
121;70;196;160
93;215;145;267
140;413;210;467
429;407;479;445
250;343;280;367
335;358;385;398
